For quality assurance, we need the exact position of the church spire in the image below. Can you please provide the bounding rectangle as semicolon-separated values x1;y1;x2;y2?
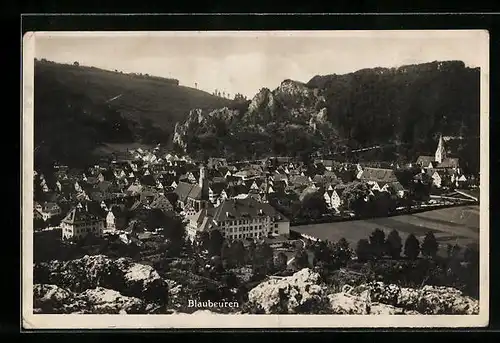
435;134;446;164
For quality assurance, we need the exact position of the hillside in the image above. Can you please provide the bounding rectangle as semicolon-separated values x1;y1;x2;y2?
174;60;480;173
33;59;233;168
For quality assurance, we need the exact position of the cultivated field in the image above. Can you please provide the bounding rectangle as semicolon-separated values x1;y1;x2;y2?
293;205;480;254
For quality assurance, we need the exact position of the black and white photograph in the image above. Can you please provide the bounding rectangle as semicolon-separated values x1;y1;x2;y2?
22;30;489;329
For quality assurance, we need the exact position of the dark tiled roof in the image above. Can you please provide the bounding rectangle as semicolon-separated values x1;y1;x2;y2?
210;198;288;222
209;182;227;194
289;175;311;186
149;194;174;211
416;155;435;166
359;168;398;183
174;181;207;202
62;207;103;224
438;158;460;168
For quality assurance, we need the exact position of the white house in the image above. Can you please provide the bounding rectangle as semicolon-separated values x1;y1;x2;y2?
186;198;290;242
61;205;104;240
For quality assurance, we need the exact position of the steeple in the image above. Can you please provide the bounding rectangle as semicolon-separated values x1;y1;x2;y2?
198;165;206;188
199;164;209;201
435;134;446;164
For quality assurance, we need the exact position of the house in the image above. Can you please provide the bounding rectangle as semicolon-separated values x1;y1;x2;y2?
185;208;213;241
208;182;227;204
105;205;127;232
427;169;443;188
233;169;260;181
149;193;175;213
416;135;461;170
208;158;228;169
324;187;344;211
61;204;105;240
289;175;313;187
213;198;290;239
174;166;210;212
358;167;407;197
35;202;62;221
186;197;290;241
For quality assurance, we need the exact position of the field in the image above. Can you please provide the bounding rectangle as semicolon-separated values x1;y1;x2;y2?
293;205;480;255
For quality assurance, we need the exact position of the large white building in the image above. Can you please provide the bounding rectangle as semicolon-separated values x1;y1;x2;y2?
185;197;290;242
61;204;105;240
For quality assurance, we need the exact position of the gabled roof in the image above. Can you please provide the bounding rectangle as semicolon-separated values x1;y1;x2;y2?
149;194;174;211
62;207;103;224
416;155;435;166
359;167;398;183
209;182;227;194
289;175;311;186
174;181;206;202
226;184;250;197
438;158;460;169
210;198;288;222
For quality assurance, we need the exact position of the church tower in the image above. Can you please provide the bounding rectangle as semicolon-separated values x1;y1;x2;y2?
435;134;446;164
198;165;209;202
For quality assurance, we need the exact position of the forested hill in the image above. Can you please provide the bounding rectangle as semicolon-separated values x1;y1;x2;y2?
173;60;480;174
33;59;233;169
306;60;479;149
307;60;480;173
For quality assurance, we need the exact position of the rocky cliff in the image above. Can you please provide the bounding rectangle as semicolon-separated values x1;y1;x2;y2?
173;79;337;159
245;268;479;315
172;61;479;171
33;255;170;313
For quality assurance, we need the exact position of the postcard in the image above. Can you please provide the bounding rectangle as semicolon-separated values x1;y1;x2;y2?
22;29;489;329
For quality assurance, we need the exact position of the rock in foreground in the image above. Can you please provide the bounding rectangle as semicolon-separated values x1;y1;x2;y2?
34;255;169;305
247;269;479;315
33;284;155;314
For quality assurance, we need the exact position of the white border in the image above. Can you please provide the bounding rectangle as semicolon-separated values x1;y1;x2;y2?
21;30;490;329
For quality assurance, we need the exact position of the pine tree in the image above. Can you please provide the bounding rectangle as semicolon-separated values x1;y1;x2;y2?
369;228;386;259
404;234;420;260
421;231;439;259
385;229;402;259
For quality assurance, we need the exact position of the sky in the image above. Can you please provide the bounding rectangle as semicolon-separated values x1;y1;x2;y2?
34;31;488;99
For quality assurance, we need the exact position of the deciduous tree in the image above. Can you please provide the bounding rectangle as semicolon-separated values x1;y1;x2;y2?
355;238;372;262
208;230;224;257
274;252;288;271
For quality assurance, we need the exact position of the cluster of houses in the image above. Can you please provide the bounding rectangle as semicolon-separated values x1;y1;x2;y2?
32;135;476;243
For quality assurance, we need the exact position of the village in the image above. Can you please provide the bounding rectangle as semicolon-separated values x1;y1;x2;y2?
33;134;479;257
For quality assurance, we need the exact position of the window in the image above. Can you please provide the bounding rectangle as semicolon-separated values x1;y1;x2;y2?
275;223;278;228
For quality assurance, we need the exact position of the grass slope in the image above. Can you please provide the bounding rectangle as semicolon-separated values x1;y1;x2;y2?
34;60;234;167
35;60;233;129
